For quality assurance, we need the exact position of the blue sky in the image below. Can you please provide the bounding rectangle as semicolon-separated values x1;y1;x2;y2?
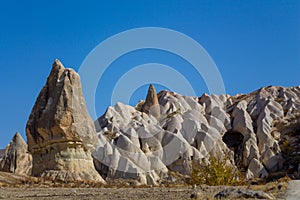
0;1;299;148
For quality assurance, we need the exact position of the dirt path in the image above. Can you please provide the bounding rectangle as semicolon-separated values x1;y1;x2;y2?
286;180;300;200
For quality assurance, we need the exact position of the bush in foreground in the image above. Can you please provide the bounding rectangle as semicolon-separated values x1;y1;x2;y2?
190;156;244;186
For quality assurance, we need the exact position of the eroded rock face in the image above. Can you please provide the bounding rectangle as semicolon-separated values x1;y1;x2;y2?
24;59;300;185
0;132;32;175
94;85;300;184
229;86;300;178
94;90;235;185
26;59;105;183
94;102;167;185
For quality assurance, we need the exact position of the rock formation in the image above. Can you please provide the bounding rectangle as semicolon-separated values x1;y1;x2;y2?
0;149;5;161
94;85;300;184
215;188;275;199
0;132;32;175
26;59;105;183
94;102;167;185
141;84;160;118
94;90;235;185
19;60;300;185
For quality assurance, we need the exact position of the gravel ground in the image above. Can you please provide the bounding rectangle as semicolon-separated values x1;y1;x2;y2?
0;172;290;200
0;183;288;200
0;187;193;200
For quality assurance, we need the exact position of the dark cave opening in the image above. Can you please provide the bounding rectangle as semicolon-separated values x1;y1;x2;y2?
222;130;244;167
222;131;244;151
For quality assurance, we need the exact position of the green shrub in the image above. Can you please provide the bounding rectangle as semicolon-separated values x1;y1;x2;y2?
190;156;243;186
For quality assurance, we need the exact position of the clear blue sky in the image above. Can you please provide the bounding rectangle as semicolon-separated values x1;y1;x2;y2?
0;1;299;148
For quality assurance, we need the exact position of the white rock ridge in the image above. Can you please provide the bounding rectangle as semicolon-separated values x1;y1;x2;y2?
94;85;300;184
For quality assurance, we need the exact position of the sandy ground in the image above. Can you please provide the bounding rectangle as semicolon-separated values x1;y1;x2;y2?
0;172;291;199
1;187;193;200
286;180;300;200
0;187;241;200
0;184;289;200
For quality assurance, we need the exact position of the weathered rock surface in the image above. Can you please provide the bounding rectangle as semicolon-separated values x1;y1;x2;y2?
214;188;275;199
18;61;300;185
94;85;300;184
141;84;160;118
0;132;32;175
0;171;38;187
246;158;268;179
0;57;295;186
0;149;5;161
26;59;105;183
94;86;235;185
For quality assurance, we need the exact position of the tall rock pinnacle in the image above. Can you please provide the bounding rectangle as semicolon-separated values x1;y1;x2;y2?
142;84;160;118
26;59;105;183
0;132;32;175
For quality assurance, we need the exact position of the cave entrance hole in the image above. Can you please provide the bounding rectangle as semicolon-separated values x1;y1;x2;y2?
222;130;244;153
222;130;244;168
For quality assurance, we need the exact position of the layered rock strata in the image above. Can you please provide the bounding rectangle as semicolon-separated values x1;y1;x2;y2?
26;59;105;183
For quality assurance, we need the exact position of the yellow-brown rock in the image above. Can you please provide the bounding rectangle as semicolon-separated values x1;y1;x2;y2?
142;84;160;118
26;59;105;183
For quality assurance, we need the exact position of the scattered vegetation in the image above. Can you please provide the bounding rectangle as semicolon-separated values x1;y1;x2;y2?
281;140;293;154
190;156;244;186
166;109;182;119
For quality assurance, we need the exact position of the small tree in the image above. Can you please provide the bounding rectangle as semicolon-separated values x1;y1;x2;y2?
190;156;243;186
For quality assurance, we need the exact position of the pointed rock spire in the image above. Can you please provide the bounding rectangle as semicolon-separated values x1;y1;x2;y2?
26;59;105;183
12;132;26;146
142;84;160;118
146;84;159;105
0;132;32;175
